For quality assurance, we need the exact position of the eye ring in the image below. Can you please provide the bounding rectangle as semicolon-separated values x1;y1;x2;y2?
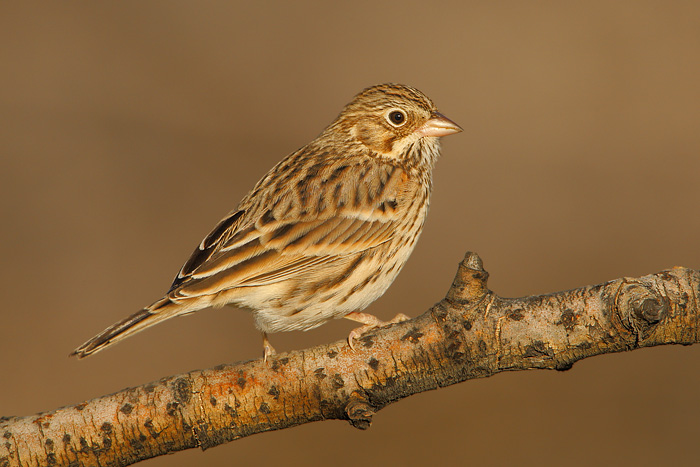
387;109;407;127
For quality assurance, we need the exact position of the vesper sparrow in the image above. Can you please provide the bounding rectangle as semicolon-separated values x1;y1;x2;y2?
72;83;462;360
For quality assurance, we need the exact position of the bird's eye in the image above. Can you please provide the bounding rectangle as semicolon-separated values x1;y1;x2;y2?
387;110;406;126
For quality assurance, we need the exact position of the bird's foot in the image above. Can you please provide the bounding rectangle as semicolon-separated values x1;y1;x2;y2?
262;332;277;362
344;312;410;351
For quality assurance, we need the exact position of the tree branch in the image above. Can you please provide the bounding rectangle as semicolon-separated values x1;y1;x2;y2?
2;252;698;467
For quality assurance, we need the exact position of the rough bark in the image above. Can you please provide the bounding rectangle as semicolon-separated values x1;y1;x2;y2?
2;252;698;467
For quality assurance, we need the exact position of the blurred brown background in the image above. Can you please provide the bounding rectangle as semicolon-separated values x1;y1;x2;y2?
2;1;699;466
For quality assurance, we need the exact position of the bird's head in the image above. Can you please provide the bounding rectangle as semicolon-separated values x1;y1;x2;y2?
330;83;462;165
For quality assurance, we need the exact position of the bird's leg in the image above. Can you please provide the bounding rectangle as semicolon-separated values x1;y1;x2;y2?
344;311;410;351
262;332;276;362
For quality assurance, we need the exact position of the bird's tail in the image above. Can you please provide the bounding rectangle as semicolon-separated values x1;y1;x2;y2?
70;297;184;358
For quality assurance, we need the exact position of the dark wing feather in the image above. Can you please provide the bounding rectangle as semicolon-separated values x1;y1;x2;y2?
169;210;243;291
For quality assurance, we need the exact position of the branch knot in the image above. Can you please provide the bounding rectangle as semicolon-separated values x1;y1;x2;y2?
617;282;667;339
345;392;374;430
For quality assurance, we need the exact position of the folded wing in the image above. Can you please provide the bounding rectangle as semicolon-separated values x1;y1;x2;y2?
168;161;408;300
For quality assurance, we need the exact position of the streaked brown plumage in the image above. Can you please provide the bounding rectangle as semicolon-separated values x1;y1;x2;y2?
71;83;462;360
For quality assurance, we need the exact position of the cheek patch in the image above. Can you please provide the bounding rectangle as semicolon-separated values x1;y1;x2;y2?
353;123;395;154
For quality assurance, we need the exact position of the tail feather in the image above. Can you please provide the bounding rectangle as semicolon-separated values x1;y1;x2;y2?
70;298;182;358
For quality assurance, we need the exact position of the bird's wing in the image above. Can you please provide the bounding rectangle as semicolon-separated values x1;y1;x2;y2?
167;162;412;298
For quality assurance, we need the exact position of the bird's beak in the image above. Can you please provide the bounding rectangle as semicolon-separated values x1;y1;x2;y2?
415;112;463;138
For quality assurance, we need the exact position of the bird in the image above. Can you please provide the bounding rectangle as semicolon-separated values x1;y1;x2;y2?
71;83;462;361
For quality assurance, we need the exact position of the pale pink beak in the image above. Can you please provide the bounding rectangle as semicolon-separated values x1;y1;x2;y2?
415;112;463;137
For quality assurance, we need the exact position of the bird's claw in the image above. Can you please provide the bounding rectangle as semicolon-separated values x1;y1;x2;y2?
346;312;411;352
348;325;374;352
263;345;276;362
389;313;410;324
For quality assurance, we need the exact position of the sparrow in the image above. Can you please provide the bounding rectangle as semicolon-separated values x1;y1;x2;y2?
71;83;462;361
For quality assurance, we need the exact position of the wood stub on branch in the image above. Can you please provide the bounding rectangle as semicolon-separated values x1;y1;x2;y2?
1;254;698;467
444;251;490;304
